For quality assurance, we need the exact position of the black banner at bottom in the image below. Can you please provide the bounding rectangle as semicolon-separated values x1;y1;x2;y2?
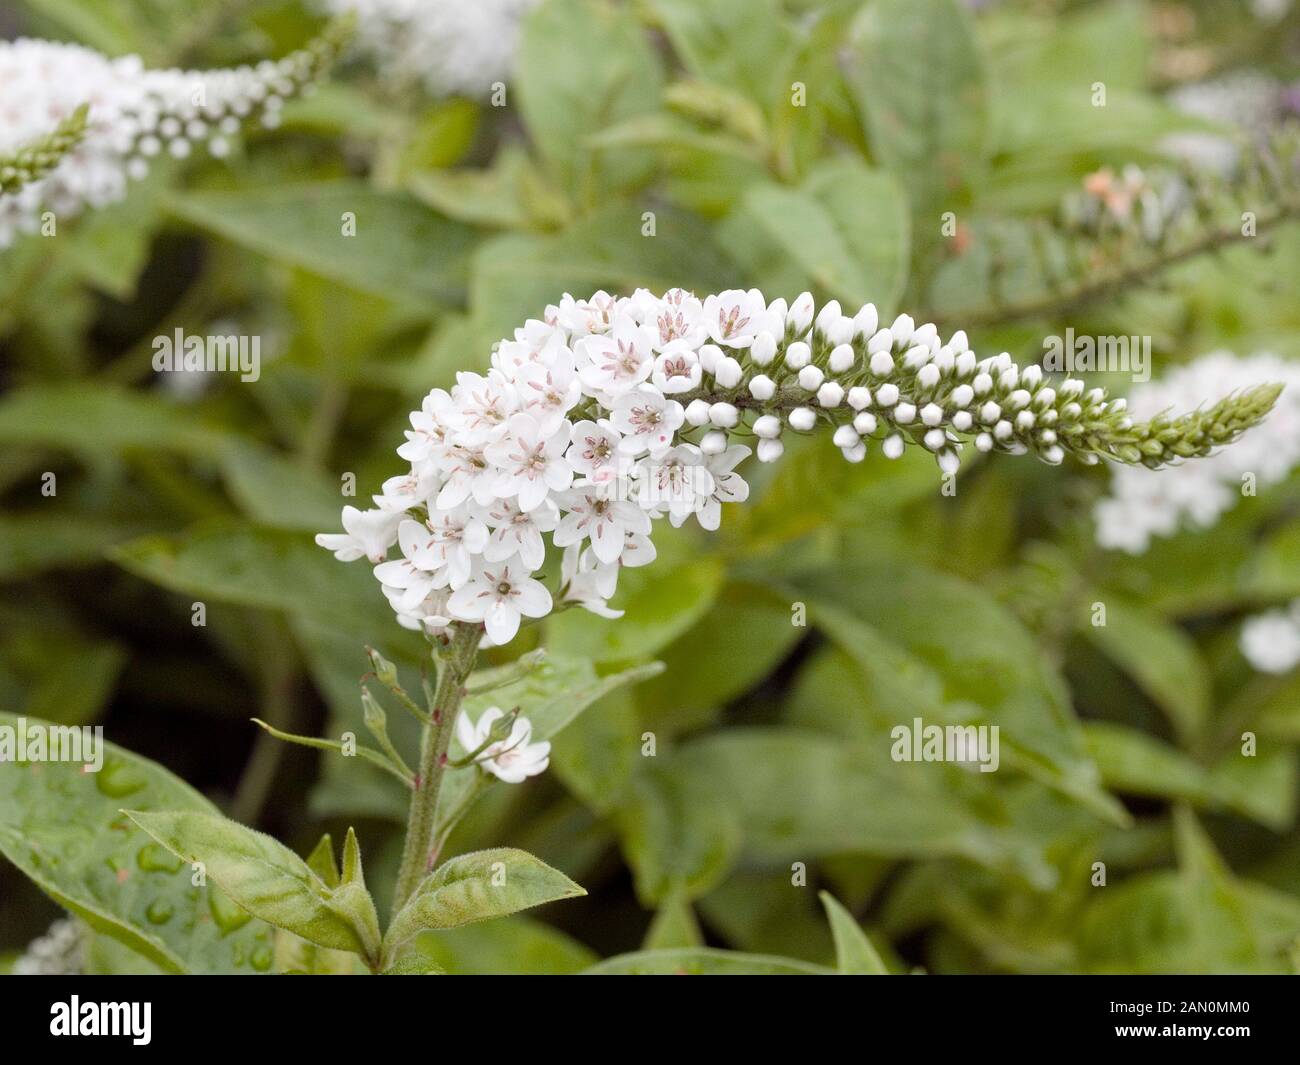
0;974;1290;1051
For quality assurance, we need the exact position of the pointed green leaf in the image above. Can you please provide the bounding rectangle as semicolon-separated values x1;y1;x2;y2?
0;712;272;974
383;847;585;962
819;891;888;974
124;809;370;958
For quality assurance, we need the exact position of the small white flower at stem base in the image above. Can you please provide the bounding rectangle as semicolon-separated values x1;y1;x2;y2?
455;707;550;784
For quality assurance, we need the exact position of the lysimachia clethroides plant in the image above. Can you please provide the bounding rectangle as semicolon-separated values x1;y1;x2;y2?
3;289;1283;976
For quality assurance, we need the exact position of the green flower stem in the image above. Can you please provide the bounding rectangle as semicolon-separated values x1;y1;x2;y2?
391;622;483;913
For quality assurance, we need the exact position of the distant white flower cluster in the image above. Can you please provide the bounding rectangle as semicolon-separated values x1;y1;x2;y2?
0;36;329;248
13;917;85;976
1095;351;1300;553
322;0;538;98
319;288;1137;645
1241;600;1300;674
1165;71;1290;172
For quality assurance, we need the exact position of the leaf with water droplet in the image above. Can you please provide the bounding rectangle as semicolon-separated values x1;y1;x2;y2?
0;711;273;974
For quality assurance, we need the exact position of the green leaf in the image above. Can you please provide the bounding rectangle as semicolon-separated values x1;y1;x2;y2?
738;161;909;311
584;947;833;975
819;891;888;974
0;712;273;974
124;810;373;958
617;757;742;905
461;655;662;744
547;555;725;663
1084;723;1296;831
0;384;228;460
0;512;150;581
517;0;664;197
635;581;802;734
1081;598;1209;746
1078;809;1299;973
643;888;705;950
219;442;344;533
383;848;585;963
786;563;1125;823
845;0;990;221
109;519;392;633
167;183;476;306
395;916;597;975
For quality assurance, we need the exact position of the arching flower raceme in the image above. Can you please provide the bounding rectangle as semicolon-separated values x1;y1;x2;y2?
321;0;538;98
1240;601;1300;675
0;23;350;249
319;289;1283;645
1094;351;1300;553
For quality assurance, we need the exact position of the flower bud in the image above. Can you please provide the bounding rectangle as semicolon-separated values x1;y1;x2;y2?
753;414;782;439
749;374;776;401
685;399;712;426
817;382;844;408
847;386;873;410
788;407;817;431
709;402;739;428
750;330;778;366
852;303;878;338
701;430;728;455
828;344;856;373
714;356;743;388
784;341;812;369
798;365;824;391
788;292;815;333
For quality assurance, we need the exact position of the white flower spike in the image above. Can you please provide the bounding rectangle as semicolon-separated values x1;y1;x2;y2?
320;289;1282;645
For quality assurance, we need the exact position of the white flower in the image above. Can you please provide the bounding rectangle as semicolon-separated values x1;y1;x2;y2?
636;444;714;523
701;288;778;348
0;34;338;247
553;483;651;564
446;559;552;644
455;707;550;783
610;387;684;457
652;340;704;394
321;0;539;99
1240;601;1300;674
693;445;751;531
315;506;402;562
452;370;518;444
484;413;574;511
576;316;656;397
415;506;488;589
565;418;628;485
480;496;558;570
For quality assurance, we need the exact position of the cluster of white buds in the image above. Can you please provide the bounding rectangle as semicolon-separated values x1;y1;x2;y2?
1095;351;1300;553
0;23;350;248
321;0;538;98
1240;599;1300;675
319;288;1282;645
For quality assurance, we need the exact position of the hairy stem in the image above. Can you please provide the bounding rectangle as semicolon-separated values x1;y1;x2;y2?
391;622;482;912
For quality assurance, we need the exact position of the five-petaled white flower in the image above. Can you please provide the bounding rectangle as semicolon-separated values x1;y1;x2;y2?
455;706;551;784
446;559;553;644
